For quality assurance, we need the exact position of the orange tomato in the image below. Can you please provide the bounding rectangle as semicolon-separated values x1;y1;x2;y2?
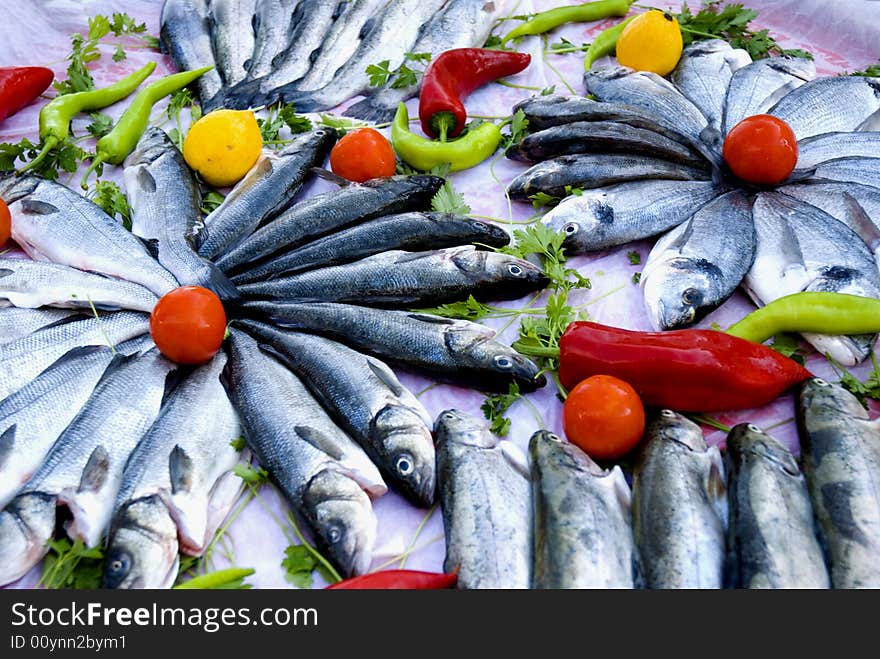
723;114;798;185
563;374;646;460
0;198;11;247
329;127;397;183
150;286;227;365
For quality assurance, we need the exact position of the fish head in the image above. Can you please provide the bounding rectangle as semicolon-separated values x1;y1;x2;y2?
434;409;499;451
0;174;41;204
446;331;546;392
301;468;376;578
103;496;179;589
124;127;173;168
642;257;724;330
480;252;550;292
543;194;612;254
462;218;511;248
529;429;607;476
725;423;800;477
798;377;868;421
373;404;436;507
647;410;708;452
0;493;56;587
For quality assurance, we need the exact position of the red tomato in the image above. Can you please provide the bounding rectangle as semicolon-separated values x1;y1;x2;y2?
722;114;798;185
150;286;227;365
0;198;10;247
563;375;646;460
329;127;396;183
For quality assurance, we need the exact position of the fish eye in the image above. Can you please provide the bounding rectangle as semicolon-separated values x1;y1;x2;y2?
494;355;513;370
441;411;457;421
814;378;829;387
747;423;762;433
507;263;524;277
327;525;342;544
107;553;130;576
471;221;488;230
682;287;701;306
396;454;415;476
661;409;676;418
548;433;563;443
563;222;579;235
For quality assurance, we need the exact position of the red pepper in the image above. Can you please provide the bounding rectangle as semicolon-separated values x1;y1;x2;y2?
558;322;812;412
419;48;531;140
326;569;457;590
0;66;54;122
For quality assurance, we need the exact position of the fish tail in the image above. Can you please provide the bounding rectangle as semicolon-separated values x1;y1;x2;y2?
343;97;398;123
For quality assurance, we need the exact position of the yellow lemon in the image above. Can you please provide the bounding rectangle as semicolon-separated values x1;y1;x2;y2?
616;9;684;77
183;109;262;187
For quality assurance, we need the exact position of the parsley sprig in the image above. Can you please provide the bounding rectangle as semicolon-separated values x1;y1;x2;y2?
366;52;432;89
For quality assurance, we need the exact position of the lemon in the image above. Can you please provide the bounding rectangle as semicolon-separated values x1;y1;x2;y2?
616;9;684;77
183;109;262;187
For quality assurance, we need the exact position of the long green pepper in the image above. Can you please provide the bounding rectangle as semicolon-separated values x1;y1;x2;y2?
502;0;633;45
81;65;213;187
583;15;636;70
17;61;156;174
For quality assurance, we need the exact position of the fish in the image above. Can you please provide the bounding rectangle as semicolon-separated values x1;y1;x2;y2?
123;128;239;301
632;410;727;589
724;423;830;589
542;179;725;254
0;307;80;346
795;132;880;170
344;0;506;122
434;409;532;589
237;320;434;506
769;76;880;140
745;191;880;366
641;190;756;330
0;349;176;587
197;128;337;259
0;346;117;508
797;378;880;588
159;0;225;111
0;258;158;312
238;246;549;307
242;300;546;392
530;430;637;589
216;175;444;274
506;121;708;166
0;311;150;400
507;153;710;200
230;212;510;283
268;0;448;111
0;175;178;296
670;39;751;132
245;0;302;81
805;156;880;189
723;55;815;135
222;329;385;576
208;0;258;88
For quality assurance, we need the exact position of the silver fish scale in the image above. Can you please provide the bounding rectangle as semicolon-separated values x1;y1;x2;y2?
0;307;80;346
160;0;225;109
769;76;880;140
208;0;259;87
795;132;880;170
246;0;302;81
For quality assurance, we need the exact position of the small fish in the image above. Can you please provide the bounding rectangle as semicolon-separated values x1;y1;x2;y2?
508;153;709;200
641;190;755;330
797;378;880;588
216;175;444;274
724;423;830;589
242;300;545;392
197;128;337;259
231;212;510;283
238;246;549;307
0;258;157;312
0;307;80;347
806;156;880;189
435;409;532;589
795;132;880;170
208;0;258;88
542;179;725;254
530;430;637;589
245;0;302;80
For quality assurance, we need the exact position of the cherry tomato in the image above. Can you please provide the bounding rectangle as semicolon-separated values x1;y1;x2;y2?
150;286;226;365
563;375;646;460
722;114;798;185
329;127;397;183
0;198;11;247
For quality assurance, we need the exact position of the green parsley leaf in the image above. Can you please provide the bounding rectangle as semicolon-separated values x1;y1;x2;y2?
200;190;226;216
366;59;393;87
528;191;559;209
631;272;642;284
281;544;334;589
483;34;505;49
851;63;880;77
405;51;432;64
412;295;492;321
627;250;641;266
142;35;161;49
90;180;132;230
481;383;521;436
112;44;126;62
318;113;366;137
230;437;247;451
166;87;197;120
279;104;312;134
86;112;114;139
540;85;556;96
390;63;419;89
769;333;806;365
233;463;269;485
39;537;104;590
431;178;471;215
500;108;529;150
563;185;583;197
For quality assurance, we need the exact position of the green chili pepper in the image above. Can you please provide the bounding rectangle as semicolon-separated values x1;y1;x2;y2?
502;0;633;45
391;103;502;172
583;15;636;70
81;66;213;187
726;292;880;344
173;567;255;589
17;62;157;175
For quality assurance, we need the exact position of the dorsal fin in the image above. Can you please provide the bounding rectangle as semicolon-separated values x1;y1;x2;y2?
295;425;344;461
169;444;194;494
20;199;58;215
367;360;403;396
78;445;110;493
0;425;16;470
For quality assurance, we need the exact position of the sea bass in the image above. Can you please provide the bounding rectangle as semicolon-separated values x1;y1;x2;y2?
0;307;80;346
208;0;258;87
245;0;302;81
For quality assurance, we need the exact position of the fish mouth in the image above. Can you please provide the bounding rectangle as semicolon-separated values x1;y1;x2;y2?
0;493;56;587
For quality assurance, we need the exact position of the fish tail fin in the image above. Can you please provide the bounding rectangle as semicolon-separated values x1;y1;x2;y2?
343;97;399;123
201;262;242;304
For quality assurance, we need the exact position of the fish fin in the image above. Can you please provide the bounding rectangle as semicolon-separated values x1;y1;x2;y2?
294;425;345;461
706;446;728;527
666;216;696;253
78;445;110;493
358;17;376;40
332;0;348;20
201;262;242;304
343;97;397;123
842;193;880;250
136;167;157;193
93;351;140;389
169;445;194;494
609;465;632;509
161;366;187;407
0;267;14;280
37;313;90;330
19;199;59;215
138;236;161;260
43;345;108;371
311;167;351;187
406;313;456;326
164;488;209;555
500;441;530;480
367;360;404;397
856;109;880;132
0;425;16;470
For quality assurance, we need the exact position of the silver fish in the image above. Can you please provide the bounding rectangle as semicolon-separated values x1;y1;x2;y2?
530;430;636;589
508;153;710;200
197;128;337;259
238;246;549;307
0;175;177;296
542;179;725;254
795;132;880;170
237;320;434;507
344;0;506;122
641;190;755;330
745;191;880;366
769;75;880;140
806;156;880;189
435;409;532;589
670;39;751;132
0;307;80;346
208;0;258;87
245;0;302;80
223;329;383;575
0;258;157;312
724;423;829;589
723;56;815;135
632;410;727;589
243;300;546;392
124;128;239;301
160;0;224;111
797;378;880;588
